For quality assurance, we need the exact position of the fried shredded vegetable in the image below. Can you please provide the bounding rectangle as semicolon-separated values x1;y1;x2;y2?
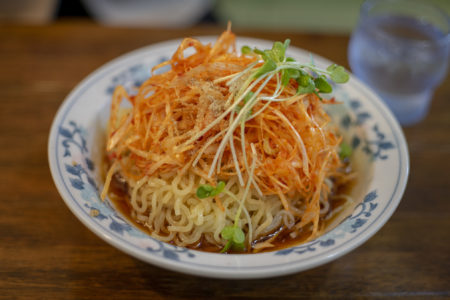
103;25;351;250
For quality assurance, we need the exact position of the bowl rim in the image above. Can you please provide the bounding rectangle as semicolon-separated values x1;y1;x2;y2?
48;36;409;279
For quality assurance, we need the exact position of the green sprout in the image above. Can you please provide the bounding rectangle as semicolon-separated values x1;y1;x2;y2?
220;225;245;252
339;141;352;160
196;181;226;198
241;40;349;97
196;181;248;253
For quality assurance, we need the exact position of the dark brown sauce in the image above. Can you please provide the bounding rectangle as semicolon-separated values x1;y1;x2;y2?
325;174;357;225
106;170;355;254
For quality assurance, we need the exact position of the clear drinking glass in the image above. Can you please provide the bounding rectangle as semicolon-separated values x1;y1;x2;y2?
348;0;449;125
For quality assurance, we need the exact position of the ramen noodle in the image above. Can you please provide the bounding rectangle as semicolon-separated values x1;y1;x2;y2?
101;27;353;253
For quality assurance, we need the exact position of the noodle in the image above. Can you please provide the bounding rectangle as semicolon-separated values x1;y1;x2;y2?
125;170;295;249
102;27;354;253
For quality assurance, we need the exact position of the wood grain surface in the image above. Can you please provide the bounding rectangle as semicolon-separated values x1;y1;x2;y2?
0;21;449;299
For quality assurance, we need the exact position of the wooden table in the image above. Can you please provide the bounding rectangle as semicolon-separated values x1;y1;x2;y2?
1;21;449;299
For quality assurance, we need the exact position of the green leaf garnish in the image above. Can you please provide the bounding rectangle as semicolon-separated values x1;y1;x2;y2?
253;48;268;60
286;57;295;62
213;181;226;196
297;75;315;94
253;59;277;78
241;45;252;55
270;41;286;62
283;39;291;51
327;64;350;83
233;227;245;244
196;184;214;198
220;225;245;253
314;76;332;93
339;141;352;159
196;181;226;198
297;71;311;87
281;68;300;86
221;226;235;240
239;41;349;98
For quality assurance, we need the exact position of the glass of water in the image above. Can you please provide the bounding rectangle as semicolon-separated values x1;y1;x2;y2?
348;0;449;125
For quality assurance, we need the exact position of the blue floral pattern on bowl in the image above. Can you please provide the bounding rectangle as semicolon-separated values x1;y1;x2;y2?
58;119;196;259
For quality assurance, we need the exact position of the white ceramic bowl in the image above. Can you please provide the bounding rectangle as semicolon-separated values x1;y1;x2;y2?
48;37;409;279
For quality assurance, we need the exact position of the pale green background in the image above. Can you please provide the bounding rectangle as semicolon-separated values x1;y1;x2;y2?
214;0;450;34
